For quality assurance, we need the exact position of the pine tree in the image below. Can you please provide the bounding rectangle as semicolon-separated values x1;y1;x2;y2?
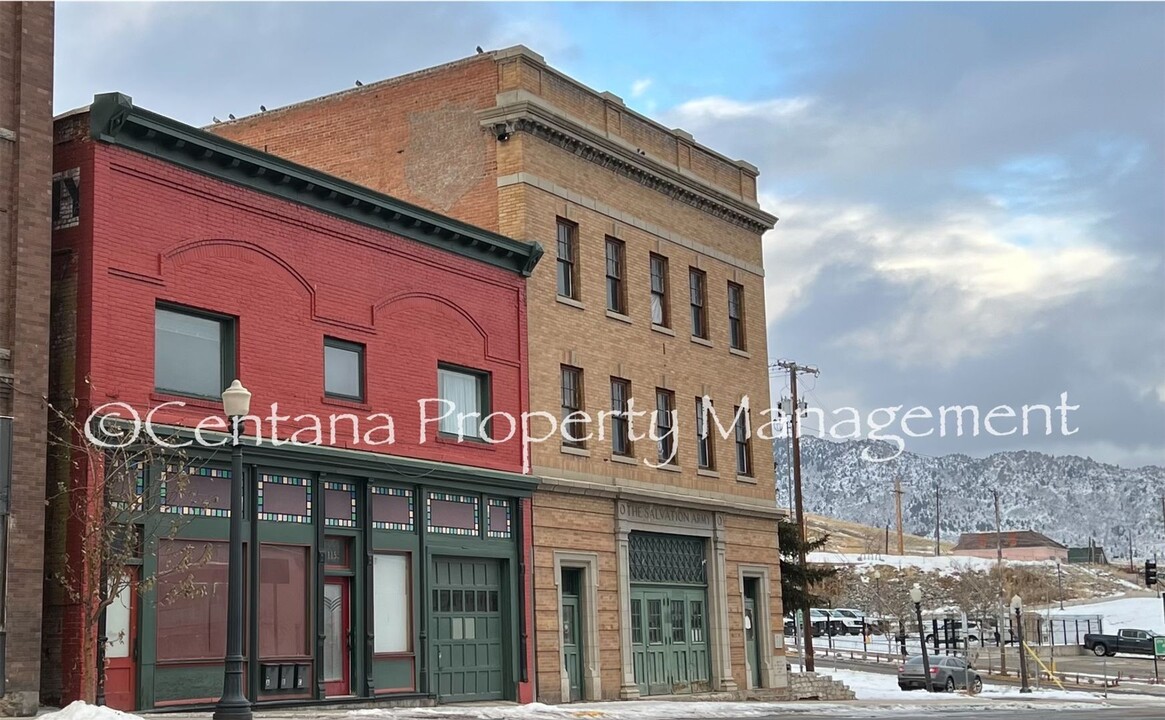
779;519;839;611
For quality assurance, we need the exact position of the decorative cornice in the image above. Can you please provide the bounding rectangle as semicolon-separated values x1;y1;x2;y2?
481;99;777;234
88;92;544;277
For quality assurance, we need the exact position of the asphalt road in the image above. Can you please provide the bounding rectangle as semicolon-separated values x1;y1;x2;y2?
744;709;1165;720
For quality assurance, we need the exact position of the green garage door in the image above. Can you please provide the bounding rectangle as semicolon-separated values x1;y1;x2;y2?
430;558;505;702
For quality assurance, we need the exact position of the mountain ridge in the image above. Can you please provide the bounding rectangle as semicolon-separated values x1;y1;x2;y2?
774;437;1165;558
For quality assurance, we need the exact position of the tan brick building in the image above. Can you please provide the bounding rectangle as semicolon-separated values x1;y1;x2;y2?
0;2;54;715
213;46;787;703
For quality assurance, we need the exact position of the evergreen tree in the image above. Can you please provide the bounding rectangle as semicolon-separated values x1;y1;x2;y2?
779;519;839;611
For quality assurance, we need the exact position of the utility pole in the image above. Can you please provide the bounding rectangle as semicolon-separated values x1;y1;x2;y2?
993;488;1007;674
894;477;905;555
777;359;819;673
1129;531;1135;574
934;482;941;557
885;523;890;555
1160;495;1165;536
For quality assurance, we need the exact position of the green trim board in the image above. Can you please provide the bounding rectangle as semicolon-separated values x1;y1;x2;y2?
87;92;544;277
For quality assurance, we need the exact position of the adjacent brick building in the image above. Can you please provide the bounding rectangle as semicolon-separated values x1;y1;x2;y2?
47;92;542;711
214;46;788;702
0;2;54;716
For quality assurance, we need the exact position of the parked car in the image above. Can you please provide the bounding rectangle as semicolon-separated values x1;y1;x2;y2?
1084;628;1161;657
829;608;870;635
897;655;983;693
808;608;847;636
924;619;981;645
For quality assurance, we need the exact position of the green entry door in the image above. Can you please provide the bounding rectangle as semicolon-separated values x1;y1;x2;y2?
430;558;505;702
562;593;582;701
630;587;710;695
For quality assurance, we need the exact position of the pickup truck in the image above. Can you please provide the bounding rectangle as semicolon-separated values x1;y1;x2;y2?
1083;628;1161;657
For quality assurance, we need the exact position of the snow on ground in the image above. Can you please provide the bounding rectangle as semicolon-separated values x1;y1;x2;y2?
1047;596;1165;634
38;702;144;720
806;551;1059;576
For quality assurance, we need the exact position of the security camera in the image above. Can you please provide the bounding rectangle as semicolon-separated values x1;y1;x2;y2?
494;122;512;142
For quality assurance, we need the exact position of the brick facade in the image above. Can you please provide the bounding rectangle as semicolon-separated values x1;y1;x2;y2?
212;45;787;703
46;101;539;708
0;3;54;716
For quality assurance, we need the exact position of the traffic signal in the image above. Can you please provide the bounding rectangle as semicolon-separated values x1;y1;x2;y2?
1146;560;1158;587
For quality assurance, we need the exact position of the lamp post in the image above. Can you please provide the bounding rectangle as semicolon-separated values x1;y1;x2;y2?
1011;594;1032;693
215;380;252;720
910;583;935;693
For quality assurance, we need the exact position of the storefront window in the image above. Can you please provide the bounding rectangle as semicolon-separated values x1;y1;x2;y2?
259;544;309;658
373;554;411;653
156;540;229;661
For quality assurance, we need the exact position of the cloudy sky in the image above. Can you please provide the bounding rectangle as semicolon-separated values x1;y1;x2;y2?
54;2;1165;467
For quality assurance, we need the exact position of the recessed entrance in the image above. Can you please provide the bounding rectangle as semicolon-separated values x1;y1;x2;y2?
561;568;584;701
627;532;711;695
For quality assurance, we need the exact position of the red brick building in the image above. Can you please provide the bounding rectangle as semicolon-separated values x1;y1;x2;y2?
0;2;54;716
47;92;542;711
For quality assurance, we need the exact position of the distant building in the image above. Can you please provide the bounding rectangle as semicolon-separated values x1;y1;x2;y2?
952;530;1068;562
1067;545;1109;565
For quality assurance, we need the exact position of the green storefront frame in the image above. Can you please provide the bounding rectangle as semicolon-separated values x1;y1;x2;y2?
114;434;533;711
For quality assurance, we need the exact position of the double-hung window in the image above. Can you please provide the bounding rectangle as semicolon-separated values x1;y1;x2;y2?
656;389;676;465
728;282;746;350
561;365;586;448
650;254;669;327
610;378;632;457
689;269;708;339
154;304;235;399
696;397;715;470
605;237;627;314
437;365;491;439
557;219;579;300
734;405;753;476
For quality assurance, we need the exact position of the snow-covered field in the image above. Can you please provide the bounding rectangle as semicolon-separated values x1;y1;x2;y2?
1047;597;1165;634
806;551;1057;575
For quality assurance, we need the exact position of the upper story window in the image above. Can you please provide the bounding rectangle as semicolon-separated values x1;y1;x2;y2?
605;237;627;315
655;389;676;465
561;365;586;448
728;282;746;350
734;406;753;477
689;268;708;340
650;254;670;327
324;337;365;401
610;377;633;457
437;365;491;440
696;397;715;470
155;304;235;399
557;218;579;300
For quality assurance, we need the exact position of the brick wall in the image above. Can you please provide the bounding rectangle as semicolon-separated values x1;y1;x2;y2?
212;56;501;232
0;3;54;715
46;117;534;702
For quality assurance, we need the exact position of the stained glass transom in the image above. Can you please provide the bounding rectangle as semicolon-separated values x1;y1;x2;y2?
427;492;479;536
323;480;357;528
486;498;512;539
628;532;707;585
257;474;312;523
371;486;414;531
160;464;232;517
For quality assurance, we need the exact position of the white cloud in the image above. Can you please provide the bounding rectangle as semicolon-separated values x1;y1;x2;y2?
672;95;814;121
630;78;653;98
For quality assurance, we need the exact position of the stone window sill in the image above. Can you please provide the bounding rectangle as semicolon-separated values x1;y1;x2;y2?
657;463;681;473
691;335;713;348
557;295;585;310
736;474;757;485
606;310;632;325
697;468;720;479
729;347;751;359
651;324;675;337
561;445;591;458
610;453;638;465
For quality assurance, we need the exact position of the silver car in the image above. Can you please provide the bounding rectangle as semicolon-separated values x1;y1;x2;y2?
897;655;983;693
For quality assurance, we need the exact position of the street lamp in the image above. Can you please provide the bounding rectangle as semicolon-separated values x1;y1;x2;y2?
910;583;935;693
215;380;252;720
1011;594;1032;693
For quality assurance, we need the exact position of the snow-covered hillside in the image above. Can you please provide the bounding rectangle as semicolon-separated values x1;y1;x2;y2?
776;437;1165;558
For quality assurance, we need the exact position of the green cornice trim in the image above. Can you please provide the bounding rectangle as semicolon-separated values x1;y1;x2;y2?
88;92;543;277
93;418;540;496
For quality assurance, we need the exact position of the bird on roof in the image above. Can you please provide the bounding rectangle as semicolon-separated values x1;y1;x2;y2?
228;113;236;120
355;80;363;87
212;116;221;123
476;46;484;54
260;105;267;112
